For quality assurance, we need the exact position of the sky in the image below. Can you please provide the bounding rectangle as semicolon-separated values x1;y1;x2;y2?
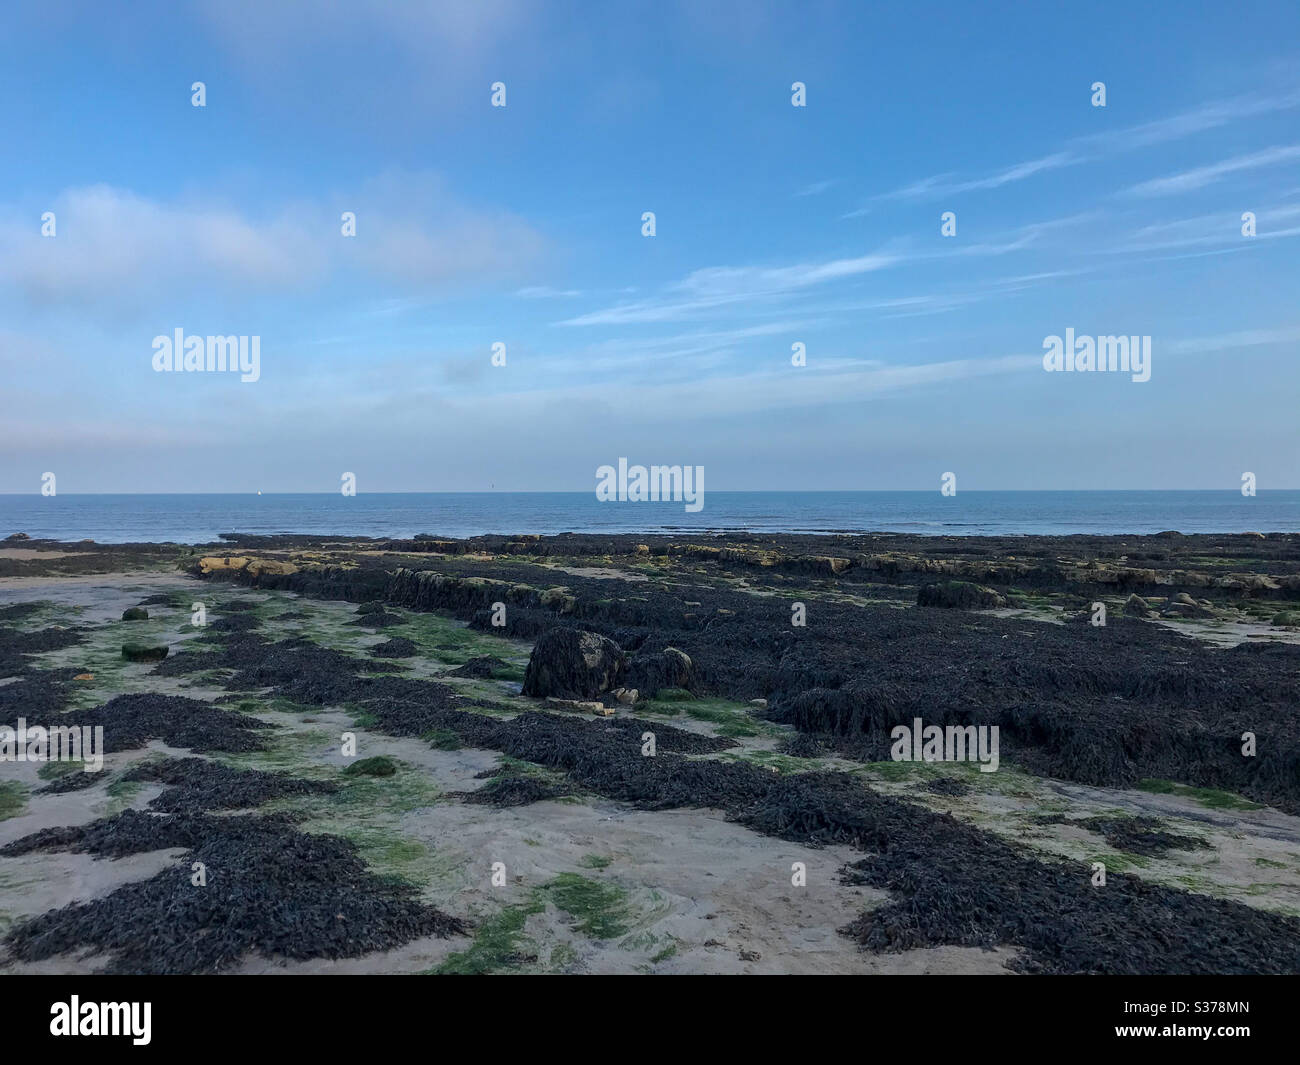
1;0;1298;493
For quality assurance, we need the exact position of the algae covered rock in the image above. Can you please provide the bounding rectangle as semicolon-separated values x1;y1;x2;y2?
627;647;695;697
916;581;1005;610
522;628;625;699
1124;593;1155;618
343;756;398;777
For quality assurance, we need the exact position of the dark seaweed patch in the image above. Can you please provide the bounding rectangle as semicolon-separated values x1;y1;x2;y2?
0;603;45;622
1;808;215;859
123;757;337;813
36;768;108;794
137;592;187;607
0;672;73;719
1035;813;1212;856
445;655;508;678
2;812;468;973
348;611;403;628
210;614;261;634
70;693;273;753
461;774;571;807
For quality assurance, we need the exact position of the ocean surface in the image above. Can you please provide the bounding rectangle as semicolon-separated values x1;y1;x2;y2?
1;491;1297;544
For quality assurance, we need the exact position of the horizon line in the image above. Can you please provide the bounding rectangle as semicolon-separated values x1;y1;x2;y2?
3;488;1298;497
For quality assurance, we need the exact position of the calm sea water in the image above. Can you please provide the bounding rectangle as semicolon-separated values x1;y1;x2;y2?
1;491;1296;544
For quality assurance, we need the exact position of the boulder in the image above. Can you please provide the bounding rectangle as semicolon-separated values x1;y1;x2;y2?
539;587;577;614
1162;600;1216;619
1123;593;1154;618
916;581;1006;609
197;556;298;577
627;646;695;696
121;607;149;621
522;628;625;699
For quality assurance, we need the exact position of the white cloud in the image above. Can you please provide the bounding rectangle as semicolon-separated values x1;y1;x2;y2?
795;179;835;197
0;186;325;311
1083;88;1300;152
863;88;1300;208
1167;325;1300;354
559;250;899;326
1123;145;1300;197
516;286;584;298
477;353;1039;421
1124;203;1300;251
874;152;1078;203
0;173;545;314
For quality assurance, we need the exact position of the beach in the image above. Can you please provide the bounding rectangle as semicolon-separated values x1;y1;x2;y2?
2;528;1299;974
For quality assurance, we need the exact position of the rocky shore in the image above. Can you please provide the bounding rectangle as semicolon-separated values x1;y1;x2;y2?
2;529;1299;973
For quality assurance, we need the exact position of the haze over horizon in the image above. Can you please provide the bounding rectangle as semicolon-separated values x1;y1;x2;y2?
2;1;1298;494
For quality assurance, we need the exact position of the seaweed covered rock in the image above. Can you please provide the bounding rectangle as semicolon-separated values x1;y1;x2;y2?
916;581;1005;609
522;628;625;700
371;637;417;658
626;646;694;696
343;756;397;778
447;655;510;678
121;607;149;621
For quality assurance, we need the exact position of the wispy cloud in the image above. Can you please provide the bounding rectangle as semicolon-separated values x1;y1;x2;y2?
562;209;1099;328
859;87;1300;209
1166;325;1300;355
558;250;899;326
469;353;1039;421
516;285;584;298
528;321;808;378
1124;203;1300;251
874;152;1078;204
1082;88;1300;152
1122;145;1300;197
795;179;835;197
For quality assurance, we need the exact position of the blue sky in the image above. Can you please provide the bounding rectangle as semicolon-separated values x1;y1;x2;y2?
1;0;1298;492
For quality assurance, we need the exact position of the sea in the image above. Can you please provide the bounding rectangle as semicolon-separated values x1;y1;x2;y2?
1;491;1296;545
